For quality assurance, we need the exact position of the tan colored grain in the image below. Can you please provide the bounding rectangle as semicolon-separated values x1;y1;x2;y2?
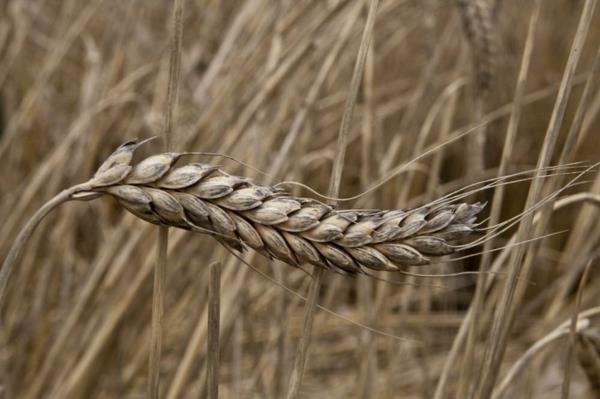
79;140;483;275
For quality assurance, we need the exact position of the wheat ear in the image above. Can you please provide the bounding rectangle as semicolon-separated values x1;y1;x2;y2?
75;139;483;275
456;0;497;93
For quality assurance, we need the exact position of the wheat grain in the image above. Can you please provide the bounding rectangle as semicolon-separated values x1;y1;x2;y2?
77;139;483;275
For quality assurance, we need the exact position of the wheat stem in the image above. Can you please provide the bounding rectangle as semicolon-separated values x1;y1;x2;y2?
149;226;167;399
0;183;90;309
207;261;221;399
285;266;323;399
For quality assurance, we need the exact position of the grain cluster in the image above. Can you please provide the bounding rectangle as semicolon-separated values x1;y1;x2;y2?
81;139;484;274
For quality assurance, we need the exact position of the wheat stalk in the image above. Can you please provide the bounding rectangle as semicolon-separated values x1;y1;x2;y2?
72;139;484;275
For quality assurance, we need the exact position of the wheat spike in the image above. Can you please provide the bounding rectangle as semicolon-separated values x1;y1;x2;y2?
80;140;483;275
456;0;496;93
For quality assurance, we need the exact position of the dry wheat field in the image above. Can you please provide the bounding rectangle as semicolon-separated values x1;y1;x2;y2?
0;0;599;398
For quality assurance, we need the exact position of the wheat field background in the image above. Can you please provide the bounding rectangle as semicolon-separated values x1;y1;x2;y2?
0;0;599;398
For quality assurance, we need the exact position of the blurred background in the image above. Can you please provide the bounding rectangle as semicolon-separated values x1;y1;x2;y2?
0;0;599;397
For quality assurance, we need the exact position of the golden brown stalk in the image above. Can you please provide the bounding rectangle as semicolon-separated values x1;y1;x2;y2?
77;139;483;275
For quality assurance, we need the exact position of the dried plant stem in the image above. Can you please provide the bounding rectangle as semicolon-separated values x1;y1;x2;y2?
162;0;184;150
460;0;541;395
0;183;90;308
148;226;168;399
358;275;376;398
285;266;323;399
475;1;597;397
358;22;376;398
165;255;240;399
272;263;288;399
286;1;378;397
207;261;221;399
149;1;184;398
